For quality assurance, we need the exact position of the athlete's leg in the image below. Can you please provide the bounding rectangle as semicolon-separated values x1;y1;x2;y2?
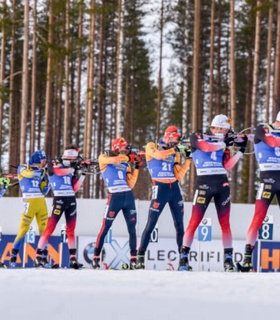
138;182;168;253
182;181;212;248
246;182;274;246
94;193;122;255
12;198;38;251
214;181;232;249
122;191;137;256
37;197;64;250
168;182;184;251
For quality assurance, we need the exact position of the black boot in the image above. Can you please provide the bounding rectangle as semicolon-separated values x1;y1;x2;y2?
224;248;236;272
237;244;253;272
92;256;101;269
178;246;192;271
10;248;19;268
69;256;83;269
130;256;137;270
41;249;51;268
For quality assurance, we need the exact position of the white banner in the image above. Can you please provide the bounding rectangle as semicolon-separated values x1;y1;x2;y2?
77;235;246;271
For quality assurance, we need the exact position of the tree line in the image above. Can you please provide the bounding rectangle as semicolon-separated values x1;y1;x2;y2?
0;0;280;202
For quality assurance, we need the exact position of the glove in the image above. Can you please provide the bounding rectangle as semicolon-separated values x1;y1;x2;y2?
234;135;248;153
74;162;82;171
184;148;192;158
174;144;187;154
224;135;235;147
175;144;191;158
117;154;129;163
135;161;144;169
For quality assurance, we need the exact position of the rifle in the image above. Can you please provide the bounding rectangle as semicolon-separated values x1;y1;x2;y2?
75;157;99;174
127;146;146;165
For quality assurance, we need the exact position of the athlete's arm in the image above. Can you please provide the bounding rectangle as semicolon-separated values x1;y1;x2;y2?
145;142;176;162
255;124;280;147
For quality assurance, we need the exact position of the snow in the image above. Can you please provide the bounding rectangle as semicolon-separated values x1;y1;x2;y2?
1;269;279;320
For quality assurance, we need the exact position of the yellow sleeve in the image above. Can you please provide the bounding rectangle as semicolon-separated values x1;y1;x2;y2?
19;167;38;179
98;154;129;172
145;142;176;162
173;153;192;181
126;165;139;189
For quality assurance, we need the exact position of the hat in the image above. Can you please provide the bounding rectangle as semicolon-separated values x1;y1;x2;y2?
276;112;280;122
164;126;181;138
29;150;47;165
62;148;79;160
211;114;231;129
111;138;128;151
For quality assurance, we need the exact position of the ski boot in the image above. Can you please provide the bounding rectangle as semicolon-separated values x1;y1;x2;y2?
236;244;253;272
122;257;137;270
34;255;45;268
92;256;101;270
41;249;52;268
178;246;192;271
0;261;6;268
130;256;137;270
69;256;83;269
41;257;52;268
9;249;19;268
224;248;236;272
136;255;145;270
178;256;192;271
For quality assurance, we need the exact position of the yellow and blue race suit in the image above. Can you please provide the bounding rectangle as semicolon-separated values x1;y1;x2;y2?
12;164;49;251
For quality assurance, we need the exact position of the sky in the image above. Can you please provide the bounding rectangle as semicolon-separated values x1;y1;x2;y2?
1;268;279;320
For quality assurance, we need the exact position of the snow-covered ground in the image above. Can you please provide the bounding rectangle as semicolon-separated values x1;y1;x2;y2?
1;269;279;320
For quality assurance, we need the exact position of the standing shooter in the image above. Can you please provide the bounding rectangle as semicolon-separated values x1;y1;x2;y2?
136;126;192;269
179;115;248;272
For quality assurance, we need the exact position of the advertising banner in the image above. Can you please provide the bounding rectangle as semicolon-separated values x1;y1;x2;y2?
78;235;246;271
254;241;280;272
0;235;69;268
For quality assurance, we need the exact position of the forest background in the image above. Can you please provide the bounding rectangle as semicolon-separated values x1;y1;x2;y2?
1;0;280;203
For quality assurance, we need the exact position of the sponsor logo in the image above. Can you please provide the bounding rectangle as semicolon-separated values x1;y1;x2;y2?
70;209;77;216
263;178;275;184
264;184;272;190
54;209;61;215
197;197;206;204
201;218;208;225
262;191;271;199
152;202;160;209
109;211;115;218
199;184;209;190
222;196;230;206
199;190;206;195
83;242;106;264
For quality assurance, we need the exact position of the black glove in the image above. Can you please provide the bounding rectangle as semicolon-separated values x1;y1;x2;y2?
224;135;235;147
135;162;141;169
185;148;192;158
234;135;248;153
